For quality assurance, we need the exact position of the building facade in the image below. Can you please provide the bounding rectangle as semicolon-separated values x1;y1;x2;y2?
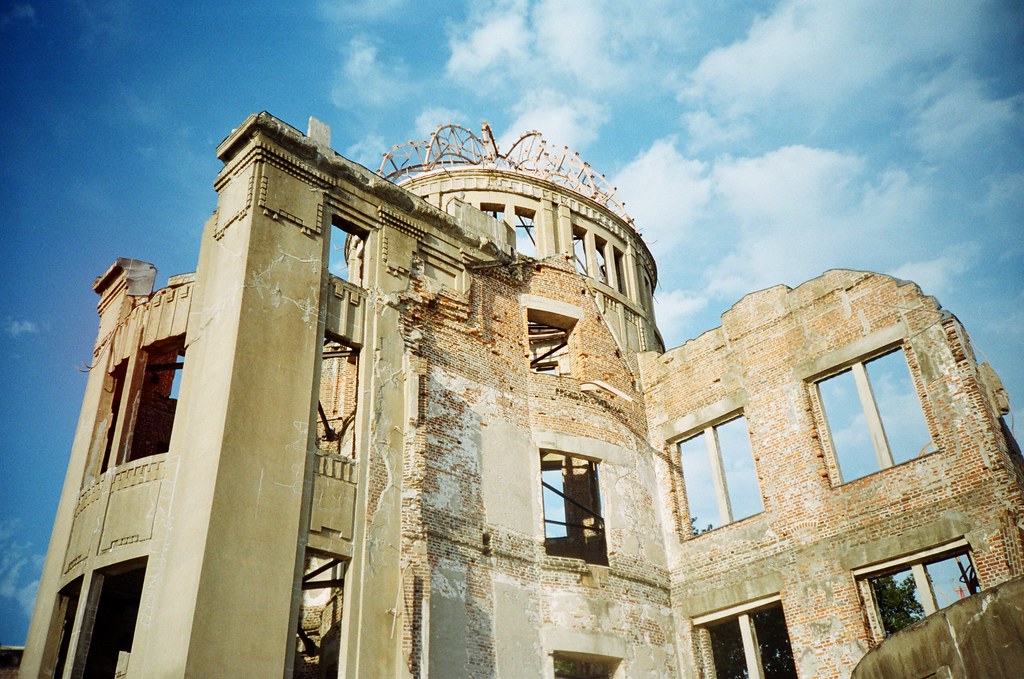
20;112;1024;678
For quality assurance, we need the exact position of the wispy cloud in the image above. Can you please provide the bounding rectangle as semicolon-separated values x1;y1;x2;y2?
613;137;711;259
445;0;688;95
5;319;38;337
910;68;1023;158
891;243;982;298
331;35;411;109
681;0;991;148
499;92;607;152
0;3;35;28
0;520;43;620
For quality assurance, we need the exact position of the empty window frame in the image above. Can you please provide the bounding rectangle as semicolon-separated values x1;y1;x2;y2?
696;599;798;679
815;348;934;483
855;543;979;639
612;249;626;295
541;451;608;566
553;653;617;679
572;228;589;276
480;202;505;222
527;309;574;376
594;236;609;284
329;222;367;285
82;563;147;677
514;207;538;258
678;415;763;534
318;340;359;458
128;342;185;462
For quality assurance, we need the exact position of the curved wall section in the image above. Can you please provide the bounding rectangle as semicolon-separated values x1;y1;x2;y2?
62;454;167;587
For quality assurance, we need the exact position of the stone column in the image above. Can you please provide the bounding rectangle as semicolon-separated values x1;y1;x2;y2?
131;121;327;677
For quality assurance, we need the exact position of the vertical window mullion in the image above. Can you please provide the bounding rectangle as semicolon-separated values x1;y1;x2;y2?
851;361;894;468
911;563;938;615
738;613;765;679
705;426;733;525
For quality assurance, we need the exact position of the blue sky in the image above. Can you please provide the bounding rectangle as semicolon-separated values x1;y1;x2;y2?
1;0;1021;644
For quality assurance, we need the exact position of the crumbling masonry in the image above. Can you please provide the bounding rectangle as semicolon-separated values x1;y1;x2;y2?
20;113;1024;678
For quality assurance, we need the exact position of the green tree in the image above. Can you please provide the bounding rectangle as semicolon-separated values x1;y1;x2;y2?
871;572;925;636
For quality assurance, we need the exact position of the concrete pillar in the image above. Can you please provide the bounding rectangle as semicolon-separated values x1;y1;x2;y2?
556;202;572;257
21;262;153;678
130;127;327;677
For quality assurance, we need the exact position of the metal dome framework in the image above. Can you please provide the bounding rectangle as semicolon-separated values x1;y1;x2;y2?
378;122;634;225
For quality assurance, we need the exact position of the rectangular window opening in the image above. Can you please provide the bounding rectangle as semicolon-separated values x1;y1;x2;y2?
329;220;368;286
816;348;934;483
541;451;607;566
612;249;626;295
527;309;575;376
100;361;128;473
572;228;588;276
480;202;505;222
861;548;978;638
594;237;609;284
679;415;762;534
82;563;147;678
514;207;537;258
553;653;617;679
318;339;360;459
50;577;82;679
702;602;797;679
128;339;185;462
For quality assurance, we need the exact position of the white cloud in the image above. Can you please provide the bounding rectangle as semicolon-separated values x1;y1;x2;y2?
5;319;38;337
331;35;409;109
890;243;981;298
613;138;711;258
0;520;42;618
682;0;989;145
696;146;934;299
445;0;688;95
344;133;389;171
446;1;529;80
500;93;607;152
711;145;864;226
653;288;709;346
414;107;469;137
911;70;1023;157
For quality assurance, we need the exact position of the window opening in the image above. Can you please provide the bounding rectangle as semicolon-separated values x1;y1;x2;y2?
541;452;607;565
101;361;128;472
528;322;570;375
526;307;576;376
572;228;588;276
861;548;978;638
679;415;762;534
329;220;367;286
612;249;626;294
640;272;654;308
51;578;82;679
480;202;505;222
702;602;797;679
553;654;616;679
82;564;146;678
128;342;185;462
594;237;609;284
514;207;537;258
318;340;359;459
816;348;934;483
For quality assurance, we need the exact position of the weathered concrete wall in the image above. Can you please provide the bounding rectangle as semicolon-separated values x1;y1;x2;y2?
23;113;1024;679
640;270;1024;678
852;576;1024;679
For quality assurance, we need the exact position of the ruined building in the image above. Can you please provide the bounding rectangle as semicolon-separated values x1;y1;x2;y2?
20;113;1024;678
